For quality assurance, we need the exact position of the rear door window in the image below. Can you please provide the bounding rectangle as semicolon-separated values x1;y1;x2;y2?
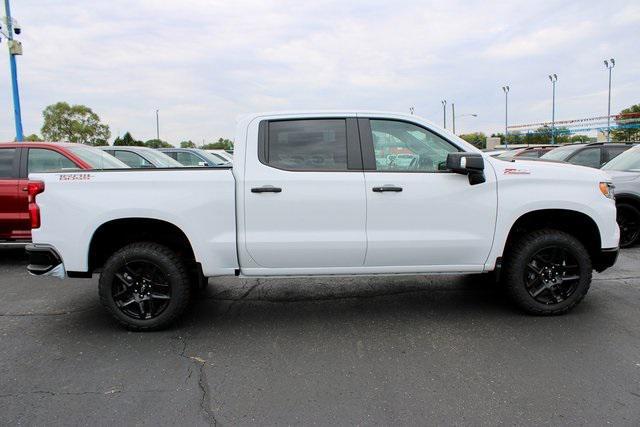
27;148;78;173
568;147;602;168
0;148;17;178
265;119;348;171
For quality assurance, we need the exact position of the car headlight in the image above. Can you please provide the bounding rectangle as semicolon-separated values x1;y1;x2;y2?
599;182;615;199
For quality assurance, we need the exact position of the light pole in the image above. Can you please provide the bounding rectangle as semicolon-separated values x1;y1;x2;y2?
409;106;414;115
441;100;447;129
502;86;509;148
548;74;558;144
452;107;477;135
604;58;615;142
1;0;24;141
155;109;160;140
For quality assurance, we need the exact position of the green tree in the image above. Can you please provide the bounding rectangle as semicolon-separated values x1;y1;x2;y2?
41;102;111;145
144;139;172;148
569;134;591;143
611;104;640;142
22;134;42;142
200;138;234;150
459;132;487;149
114;132;144;146
180;140;196;148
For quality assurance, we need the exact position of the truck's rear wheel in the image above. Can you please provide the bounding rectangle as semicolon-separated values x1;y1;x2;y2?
503;230;592;315
99;242;191;331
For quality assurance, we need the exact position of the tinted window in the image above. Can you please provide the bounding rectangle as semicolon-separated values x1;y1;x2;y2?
603;146;640;171
517;150;540;159
541;145;582;161
569;147;601;168
175;151;203;166
604;145;630;163
28;148;77;173
267;120;347;171
114;151;154;168
68;145;128;169
0;148;16;178
370;120;459;172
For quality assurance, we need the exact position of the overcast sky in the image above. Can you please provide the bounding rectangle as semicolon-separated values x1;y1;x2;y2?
1;0;639;144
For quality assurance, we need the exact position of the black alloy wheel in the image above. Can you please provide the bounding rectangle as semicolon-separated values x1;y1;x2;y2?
524;246;580;305
112;260;172;320
617;203;640;248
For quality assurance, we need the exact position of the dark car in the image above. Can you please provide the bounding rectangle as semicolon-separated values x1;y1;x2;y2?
159;148;230;167
99;146;183;168
540;142;634;168
496;146;555;161
0;142;127;242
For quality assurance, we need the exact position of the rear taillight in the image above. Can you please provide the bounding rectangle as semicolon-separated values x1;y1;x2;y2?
27;181;45;229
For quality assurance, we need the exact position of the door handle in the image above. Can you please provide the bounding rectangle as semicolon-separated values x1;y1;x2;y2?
251;186;282;193
372;185;403;192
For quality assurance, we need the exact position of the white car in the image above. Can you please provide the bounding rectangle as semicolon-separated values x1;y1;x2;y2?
25;111;619;330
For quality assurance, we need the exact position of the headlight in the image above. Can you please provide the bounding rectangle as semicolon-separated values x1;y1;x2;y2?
599;182;615;199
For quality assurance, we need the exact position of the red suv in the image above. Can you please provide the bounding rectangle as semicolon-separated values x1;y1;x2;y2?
0;142;126;241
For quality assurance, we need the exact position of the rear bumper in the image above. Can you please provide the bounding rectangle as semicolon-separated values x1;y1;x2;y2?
593;247;619;272
25;244;66;278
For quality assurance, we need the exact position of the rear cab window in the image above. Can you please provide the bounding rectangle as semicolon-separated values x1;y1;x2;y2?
0;148;18;178
27;148;78;173
260;119;350;171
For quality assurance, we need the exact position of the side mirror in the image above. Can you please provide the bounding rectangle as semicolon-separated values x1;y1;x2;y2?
446;152;486;185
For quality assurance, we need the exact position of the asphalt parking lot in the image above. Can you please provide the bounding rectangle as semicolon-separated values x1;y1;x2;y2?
1;247;639;425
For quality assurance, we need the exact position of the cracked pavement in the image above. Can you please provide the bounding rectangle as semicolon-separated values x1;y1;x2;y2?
1;246;639;425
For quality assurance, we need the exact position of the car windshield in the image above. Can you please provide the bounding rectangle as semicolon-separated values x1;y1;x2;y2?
602;146;640;171
540;145;583;161
194;149;229;165
140;149;184;167
68;145;129;169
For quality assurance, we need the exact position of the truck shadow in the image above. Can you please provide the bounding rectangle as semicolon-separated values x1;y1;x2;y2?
0;247;27;265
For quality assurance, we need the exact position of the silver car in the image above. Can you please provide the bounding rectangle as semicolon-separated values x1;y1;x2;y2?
602;144;640;247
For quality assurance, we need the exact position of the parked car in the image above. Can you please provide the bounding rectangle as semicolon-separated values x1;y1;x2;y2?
0;142;127;242
100;146;183;168
496;146;555;160
483;149;510;157
204;149;233;163
159;148;230;167
602;144;640;247
26;111;618;331
540;143;634;168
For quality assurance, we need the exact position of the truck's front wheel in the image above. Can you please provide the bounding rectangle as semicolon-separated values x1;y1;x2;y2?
99;242;191;331
503;230;592;315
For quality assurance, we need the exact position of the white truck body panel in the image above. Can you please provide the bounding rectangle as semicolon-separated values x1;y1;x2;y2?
30;111;619;279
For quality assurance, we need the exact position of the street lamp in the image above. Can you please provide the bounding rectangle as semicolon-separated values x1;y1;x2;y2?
155;109;160;140
604;58;615;142
451;103;477;135
502;86;509;148
441;100;447;129
1;0;24;141
548;74;558;144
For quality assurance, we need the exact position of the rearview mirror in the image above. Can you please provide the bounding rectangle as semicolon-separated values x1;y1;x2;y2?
446;153;486;185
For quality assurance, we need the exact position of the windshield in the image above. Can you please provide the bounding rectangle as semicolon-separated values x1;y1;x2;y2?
140;149;184;167
603;146;640;171
541;145;583;161
68;145;129;169
194;149;229;165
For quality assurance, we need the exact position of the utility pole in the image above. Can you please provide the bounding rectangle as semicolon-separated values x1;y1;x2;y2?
604;58;615;142
1;0;24;141
441;100;447;129
155;109;160;140
452;103;456;134
548;74;557;144
502;86;509;148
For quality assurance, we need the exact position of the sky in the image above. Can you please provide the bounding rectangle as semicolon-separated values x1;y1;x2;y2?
1;0;639;145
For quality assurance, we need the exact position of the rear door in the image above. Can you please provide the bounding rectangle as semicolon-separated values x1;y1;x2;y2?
243;117;367;269
359;117;497;271
0;147;21;239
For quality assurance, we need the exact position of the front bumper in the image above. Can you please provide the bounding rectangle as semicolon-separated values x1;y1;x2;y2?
25;244;66;278
593;247;619;272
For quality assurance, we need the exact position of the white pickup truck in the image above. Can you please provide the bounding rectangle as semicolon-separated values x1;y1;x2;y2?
26;111;620;331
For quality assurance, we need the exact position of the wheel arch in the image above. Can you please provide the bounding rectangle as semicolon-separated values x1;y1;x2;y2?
87;218;197;274
502;209;602;261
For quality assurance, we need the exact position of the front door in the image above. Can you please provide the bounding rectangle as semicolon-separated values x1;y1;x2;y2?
243;118;367;269
359;118;497;271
